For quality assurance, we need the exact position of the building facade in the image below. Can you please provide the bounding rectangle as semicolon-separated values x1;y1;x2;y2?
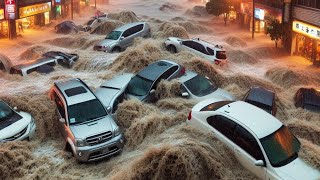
0;0;52;39
291;0;320;65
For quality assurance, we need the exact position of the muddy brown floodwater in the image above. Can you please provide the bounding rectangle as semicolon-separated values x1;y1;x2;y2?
0;0;319;179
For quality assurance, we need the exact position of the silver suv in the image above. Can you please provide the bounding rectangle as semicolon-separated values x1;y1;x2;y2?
49;78;124;162
94;21;151;52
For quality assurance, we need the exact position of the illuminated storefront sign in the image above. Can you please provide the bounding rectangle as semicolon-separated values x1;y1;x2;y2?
293;21;320;40
0;9;4;20
5;0;16;19
19;2;51;18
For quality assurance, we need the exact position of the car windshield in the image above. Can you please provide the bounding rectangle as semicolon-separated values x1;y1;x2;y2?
68;99;107;125
0;101;13;121
106;31;122;40
216;51;227;59
184;75;217;97
246;100;272;114
260;125;300;167
127;75;153;96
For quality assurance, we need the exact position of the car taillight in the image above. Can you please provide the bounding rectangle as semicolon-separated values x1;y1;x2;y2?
180;67;186;76
214;60;220;65
188;111;192;120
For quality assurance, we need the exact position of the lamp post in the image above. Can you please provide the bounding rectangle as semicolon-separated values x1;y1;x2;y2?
71;0;73;20
252;0;255;39
95;0;96;8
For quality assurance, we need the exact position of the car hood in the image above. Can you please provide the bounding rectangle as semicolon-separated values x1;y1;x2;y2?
95;87;120;108
274;158;320;180
0;111;31;140
193;88;235;102
70;115;114;140
95;39;118;47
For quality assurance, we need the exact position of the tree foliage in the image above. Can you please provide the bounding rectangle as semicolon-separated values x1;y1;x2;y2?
266;19;283;48
206;0;237;25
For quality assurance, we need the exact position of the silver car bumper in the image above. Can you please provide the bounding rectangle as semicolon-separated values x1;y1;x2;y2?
74;134;124;162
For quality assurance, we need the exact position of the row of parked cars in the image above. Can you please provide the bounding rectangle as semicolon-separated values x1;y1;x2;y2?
1;17;319;180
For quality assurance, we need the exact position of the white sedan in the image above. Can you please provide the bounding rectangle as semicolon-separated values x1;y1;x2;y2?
177;71;235;101
187;99;320;180
165;37;227;66
0;100;36;142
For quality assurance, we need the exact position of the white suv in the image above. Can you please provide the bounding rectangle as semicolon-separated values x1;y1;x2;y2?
187;99;320;180
165;37;227;66
0;100;36;142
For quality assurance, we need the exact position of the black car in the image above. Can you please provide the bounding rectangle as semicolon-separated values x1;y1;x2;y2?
243;87;277;116
126;60;185;102
294;88;320;112
55;21;79;34
42;51;79;68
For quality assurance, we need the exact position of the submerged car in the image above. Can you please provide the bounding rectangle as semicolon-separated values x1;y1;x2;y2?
42;51;79;68
55;21;79;34
49;78;124;162
294;88;320;112
165;37;227;66
93;21;151;52
177;71;235;101
10;57;57;76
187;99;320;180
0;100;36;142
95;73;134;114
82;17;108;33
243;87;277;116
126;60;185;102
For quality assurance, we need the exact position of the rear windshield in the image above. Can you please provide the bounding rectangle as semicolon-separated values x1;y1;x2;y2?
216;51;227;59
184;75;217;97
87;20;94;26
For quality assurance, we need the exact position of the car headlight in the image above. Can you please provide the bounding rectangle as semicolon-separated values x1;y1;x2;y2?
114;126;121;136
75;139;85;147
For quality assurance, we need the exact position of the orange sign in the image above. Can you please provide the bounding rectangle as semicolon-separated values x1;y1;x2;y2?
293;21;320;40
0;9;4;20
19;2;51;18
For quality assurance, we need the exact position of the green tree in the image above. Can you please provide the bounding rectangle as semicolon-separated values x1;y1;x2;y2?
266;19;283;48
206;0;229;25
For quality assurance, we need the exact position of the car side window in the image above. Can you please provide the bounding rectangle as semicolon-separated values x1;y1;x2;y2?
52;91;66;119
182;41;193;48
207;115;236;142
163;66;178;79
234;125;264;161
192;42;208;55
122;29;131;37
136;24;143;32
26;67;38;74
0;62;4;71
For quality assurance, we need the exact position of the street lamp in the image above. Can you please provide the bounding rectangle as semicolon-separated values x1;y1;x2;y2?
71;0;74;20
252;0;255;39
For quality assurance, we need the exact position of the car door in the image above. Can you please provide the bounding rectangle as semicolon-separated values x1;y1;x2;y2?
233;125;266;179
120;28;134;48
52;90;68;139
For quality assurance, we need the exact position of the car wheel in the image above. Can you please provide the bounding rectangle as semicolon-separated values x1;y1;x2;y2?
167;45;177;54
112;47;121;53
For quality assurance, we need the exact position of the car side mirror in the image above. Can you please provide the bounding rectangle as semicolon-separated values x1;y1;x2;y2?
106;106;112;114
13;106;18;111
181;92;190;97
120;36;124;41
150;89;156;94
254;160;265;167
59;118;66;123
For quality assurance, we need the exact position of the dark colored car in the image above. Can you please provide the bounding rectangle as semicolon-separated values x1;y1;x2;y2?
294;88;320;112
42;51;79;68
55;21;79;34
243;87;277;116
126;60;185;102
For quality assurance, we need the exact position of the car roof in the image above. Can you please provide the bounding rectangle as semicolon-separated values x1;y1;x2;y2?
245;87;275;107
138;60;179;81
54;78;96;106
11;57;56;71
177;70;197;83
194;100;282;138
190;38;224;51
114;21;146;31
299;88;320;106
100;73;134;89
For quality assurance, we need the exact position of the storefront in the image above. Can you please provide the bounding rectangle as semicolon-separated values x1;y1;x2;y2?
18;2;51;30
0;7;8;38
292;20;320;65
